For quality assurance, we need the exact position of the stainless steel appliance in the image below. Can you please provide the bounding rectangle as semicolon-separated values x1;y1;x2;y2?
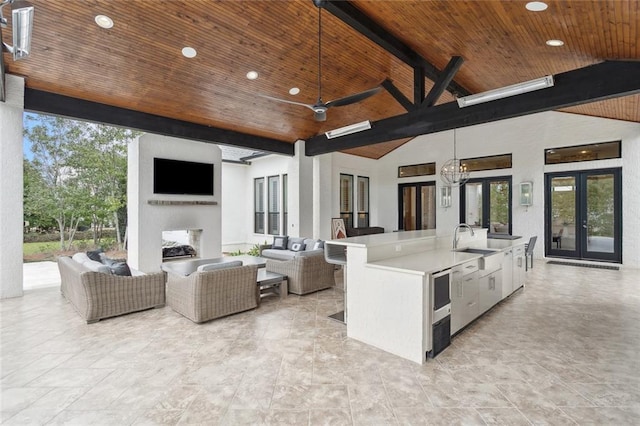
430;269;451;357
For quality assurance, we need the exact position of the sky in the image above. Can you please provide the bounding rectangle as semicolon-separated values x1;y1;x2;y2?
23;112;40;161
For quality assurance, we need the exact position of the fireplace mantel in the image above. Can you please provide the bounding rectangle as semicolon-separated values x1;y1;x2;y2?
148;200;218;206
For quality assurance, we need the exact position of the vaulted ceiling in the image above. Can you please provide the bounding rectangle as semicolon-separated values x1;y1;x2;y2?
2;0;639;159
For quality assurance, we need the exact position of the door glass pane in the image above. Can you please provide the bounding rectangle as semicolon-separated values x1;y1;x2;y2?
402;187;417;231
586;174;615;253
420;185;436;230
550;177;576;251
340;174;353;228
465;182;483;228
489;180;510;234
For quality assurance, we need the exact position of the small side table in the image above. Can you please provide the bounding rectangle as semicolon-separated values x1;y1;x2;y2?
257;269;287;299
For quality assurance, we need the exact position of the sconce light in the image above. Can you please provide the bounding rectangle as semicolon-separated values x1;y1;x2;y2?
519;181;533;206
440;185;452;208
1;0;34;61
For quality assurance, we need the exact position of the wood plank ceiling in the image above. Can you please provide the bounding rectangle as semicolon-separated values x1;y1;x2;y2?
2;0;638;159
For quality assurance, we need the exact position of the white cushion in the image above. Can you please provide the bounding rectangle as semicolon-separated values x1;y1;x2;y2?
82;259;112;274
72;252;91;264
197;260;243;272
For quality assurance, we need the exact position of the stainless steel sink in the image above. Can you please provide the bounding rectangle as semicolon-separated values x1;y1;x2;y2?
455;248;497;255
454;247;502;271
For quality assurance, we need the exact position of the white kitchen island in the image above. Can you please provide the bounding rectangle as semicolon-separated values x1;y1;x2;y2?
325;230;526;364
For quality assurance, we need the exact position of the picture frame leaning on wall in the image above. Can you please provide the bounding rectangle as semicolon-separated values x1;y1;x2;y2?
331;218;347;239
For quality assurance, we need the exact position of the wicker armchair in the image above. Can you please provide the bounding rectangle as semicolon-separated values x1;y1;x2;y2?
265;254;335;295
166;264;259;323
58;256;166;324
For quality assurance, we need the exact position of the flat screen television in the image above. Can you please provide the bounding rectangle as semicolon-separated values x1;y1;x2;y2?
153;157;214;195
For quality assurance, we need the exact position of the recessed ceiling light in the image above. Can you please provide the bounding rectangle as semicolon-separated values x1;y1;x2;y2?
525;1;548;12
246;71;259;80
546;39;565;47
580;150;589;154
181;47;197;58
289;87;300;95
95;15;114;29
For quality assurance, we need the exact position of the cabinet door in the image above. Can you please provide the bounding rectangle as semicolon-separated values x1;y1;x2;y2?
450;271;464;335
513;244;525;290
461;272;479;327
501;249;513;299
479;272;502;314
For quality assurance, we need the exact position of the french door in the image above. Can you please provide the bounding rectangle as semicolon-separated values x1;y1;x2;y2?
545;168;622;263
398;182;436;231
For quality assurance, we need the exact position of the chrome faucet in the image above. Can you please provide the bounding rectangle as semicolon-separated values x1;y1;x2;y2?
453;223;475;249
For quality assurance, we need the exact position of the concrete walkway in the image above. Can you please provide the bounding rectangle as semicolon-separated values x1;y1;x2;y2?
23;261;60;291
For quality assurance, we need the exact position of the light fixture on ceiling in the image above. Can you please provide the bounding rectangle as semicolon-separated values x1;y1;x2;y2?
525;1;548;12
440;129;469;187
181;46;197;58
325;120;371;139
0;0;34;61
456;75;554;108
94;14;113;29
246;71;258;80
546;39;564;47
288;87;300;95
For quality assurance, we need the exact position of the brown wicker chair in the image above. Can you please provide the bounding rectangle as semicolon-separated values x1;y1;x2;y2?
57;256;166;324
166;264;259;323
265;254;335;295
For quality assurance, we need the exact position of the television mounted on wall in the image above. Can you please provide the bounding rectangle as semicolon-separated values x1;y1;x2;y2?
153;157;214;196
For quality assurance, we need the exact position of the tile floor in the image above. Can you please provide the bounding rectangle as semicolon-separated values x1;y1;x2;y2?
2;263;640;425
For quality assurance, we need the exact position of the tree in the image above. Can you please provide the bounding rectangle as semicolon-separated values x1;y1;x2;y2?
23;113;139;250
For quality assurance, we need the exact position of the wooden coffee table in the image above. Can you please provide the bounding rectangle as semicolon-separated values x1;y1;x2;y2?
257;269;287;299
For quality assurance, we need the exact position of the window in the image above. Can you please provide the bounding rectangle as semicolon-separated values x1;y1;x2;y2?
461;177;512;234
339;174;354;228
460;154;512;172
357;176;370;227
282;174;288;236
398;182;436;231
398;162;436;178
254;178;264;234
267;175;280;235
545;141;621;165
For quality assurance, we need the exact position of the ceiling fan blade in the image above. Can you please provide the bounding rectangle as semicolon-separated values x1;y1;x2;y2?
325;85;383;108
258;94;316;111
314;110;327;122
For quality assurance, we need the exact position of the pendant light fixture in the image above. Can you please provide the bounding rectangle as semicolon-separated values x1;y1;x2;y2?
440;129;469;187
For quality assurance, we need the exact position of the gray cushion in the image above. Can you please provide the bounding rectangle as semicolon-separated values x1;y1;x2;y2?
295;249;324;258
272;236;288;250
261;249;296;261
86;249;104;262
82;259;112;274
287;237;305;251
313;240;324;250
303;239;317;251
290;242;305;252
197;260;243;272
99;253;132;276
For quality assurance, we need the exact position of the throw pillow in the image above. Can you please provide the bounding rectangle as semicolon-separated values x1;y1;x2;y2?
86;249;104;262
272;236;288;250
312;240;324;250
290;242;305;252
287;237;306;251
99;253;132;276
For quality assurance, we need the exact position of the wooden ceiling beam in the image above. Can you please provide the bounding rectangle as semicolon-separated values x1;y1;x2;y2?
318;0;470;97
305;61;640;156
381;79;415;112
423;56;464;108
24;89;295;156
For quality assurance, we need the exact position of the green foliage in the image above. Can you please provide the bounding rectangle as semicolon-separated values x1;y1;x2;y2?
228;249;245;256
247;241;267;257
23;229;117;243
23;113;140;250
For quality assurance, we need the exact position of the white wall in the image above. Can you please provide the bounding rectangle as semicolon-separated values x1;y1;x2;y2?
219;110;639;268
128;135;222;272
375;111;640;267
220;162;248;252
0;75;25;299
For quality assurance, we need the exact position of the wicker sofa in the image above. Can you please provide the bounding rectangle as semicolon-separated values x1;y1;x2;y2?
57;256;166;324
166;264;259;323
265;253;335;295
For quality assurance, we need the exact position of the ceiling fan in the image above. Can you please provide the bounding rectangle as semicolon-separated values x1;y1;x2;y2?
260;3;383;122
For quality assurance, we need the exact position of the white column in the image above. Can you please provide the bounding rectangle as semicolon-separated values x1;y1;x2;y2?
290;140;314;238
0;75;25;299
313;153;334;240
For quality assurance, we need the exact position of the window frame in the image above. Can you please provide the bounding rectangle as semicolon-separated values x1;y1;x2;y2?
340;173;354;228
460;176;512;235
267;175;280;236
254;177;265;234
